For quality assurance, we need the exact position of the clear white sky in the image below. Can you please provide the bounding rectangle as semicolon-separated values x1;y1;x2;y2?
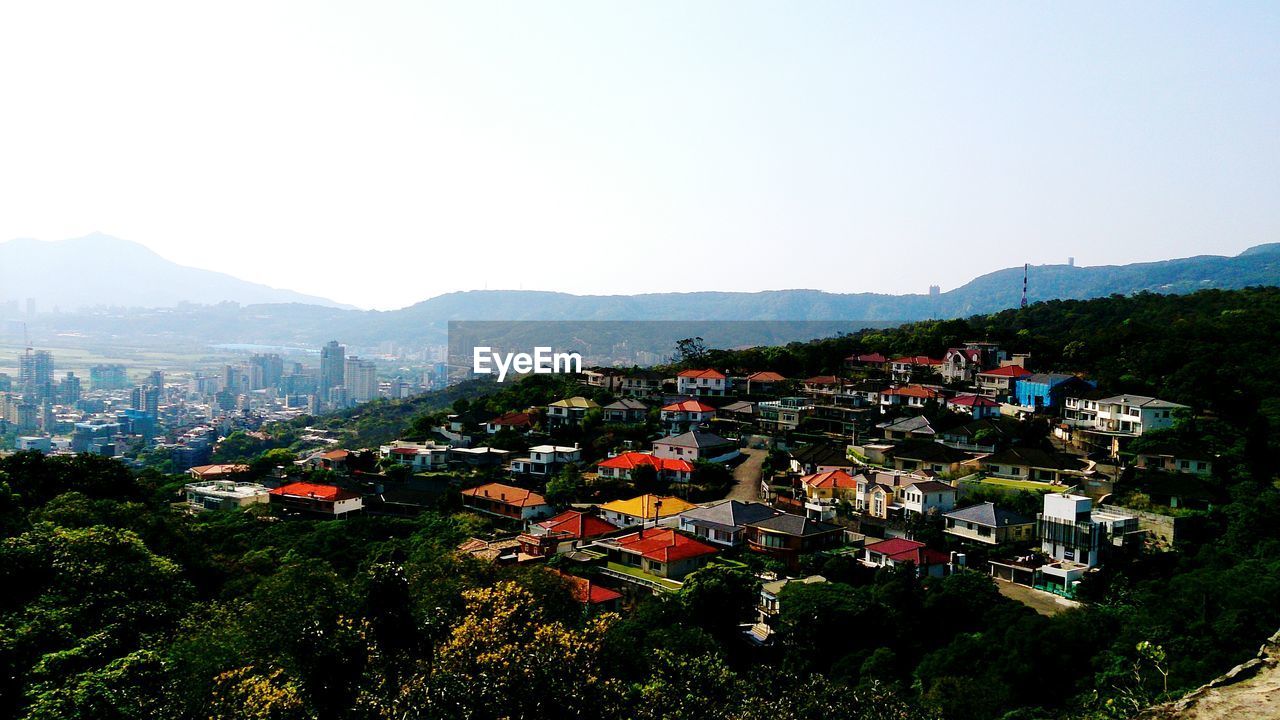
1;1;1277;310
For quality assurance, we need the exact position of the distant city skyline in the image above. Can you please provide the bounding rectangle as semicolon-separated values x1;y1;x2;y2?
1;2;1277;310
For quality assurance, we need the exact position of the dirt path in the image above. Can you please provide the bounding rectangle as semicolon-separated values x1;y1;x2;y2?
724;447;766;502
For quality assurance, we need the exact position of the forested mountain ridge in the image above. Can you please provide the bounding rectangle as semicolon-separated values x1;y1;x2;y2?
16;243;1280;348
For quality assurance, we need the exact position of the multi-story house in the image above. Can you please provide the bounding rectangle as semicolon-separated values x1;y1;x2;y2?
602;398;649;423
546;396;600;428
678;500;780;546
380;440;452;472
878;384;944;412
660;399;716;433
975;365;1032;399
1092;395;1186;436
742;513;843;568
1014;374;1095;411
676;369;728;397
890;356;942;382
757;397;814;433
509;444;581;478
898;479;957;516
946;394;1002;419
619;370;665;397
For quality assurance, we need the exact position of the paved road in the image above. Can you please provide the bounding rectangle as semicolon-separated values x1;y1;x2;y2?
724;447;766;502
996;579;1082;616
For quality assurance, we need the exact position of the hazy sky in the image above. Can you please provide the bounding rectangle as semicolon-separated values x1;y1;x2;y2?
1;2;1277;310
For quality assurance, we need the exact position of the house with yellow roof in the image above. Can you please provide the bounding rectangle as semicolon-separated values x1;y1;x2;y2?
598;494;698;529
546;396;601;428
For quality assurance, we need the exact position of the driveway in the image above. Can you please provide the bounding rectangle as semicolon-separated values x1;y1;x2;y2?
724;447;766;502
996;579;1082;616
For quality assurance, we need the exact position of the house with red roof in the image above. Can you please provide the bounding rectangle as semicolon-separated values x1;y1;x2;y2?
976;365;1033;400
485;410;537;435
845;352;889;371
890;356;943;382
597;451;694;484
676;369;728;397
379;440;451;472
553;570;622;613
598;527;719;580
269;481;363;518
518;509;620;557
461;482;554;522
862;537;953;578
660;399;717;433
947;393;1002;419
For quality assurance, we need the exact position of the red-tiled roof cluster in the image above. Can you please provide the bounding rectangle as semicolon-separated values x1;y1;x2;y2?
270;482;361;502
536;510;619;540
461;483;548;507
746;371;786;382
598;452;694;473
615;528;719;563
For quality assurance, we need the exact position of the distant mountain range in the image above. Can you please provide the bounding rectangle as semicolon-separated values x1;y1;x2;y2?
0;233;351;309
7;234;1280;348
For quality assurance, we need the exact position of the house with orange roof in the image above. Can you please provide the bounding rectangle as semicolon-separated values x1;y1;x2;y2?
676;369;728;397
596;452;694;484
268;481;363;517
597;527;719;580
660;399;717;433
518;509;620;556
878;384;944;412
744;371;786;395
461;482;554;521
798;469;860;521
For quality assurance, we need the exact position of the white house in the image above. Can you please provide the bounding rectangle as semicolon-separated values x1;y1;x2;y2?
898;480;957;517
510;444;581;477
1091;395;1186;436
380;440;452;472
676;369;728;397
